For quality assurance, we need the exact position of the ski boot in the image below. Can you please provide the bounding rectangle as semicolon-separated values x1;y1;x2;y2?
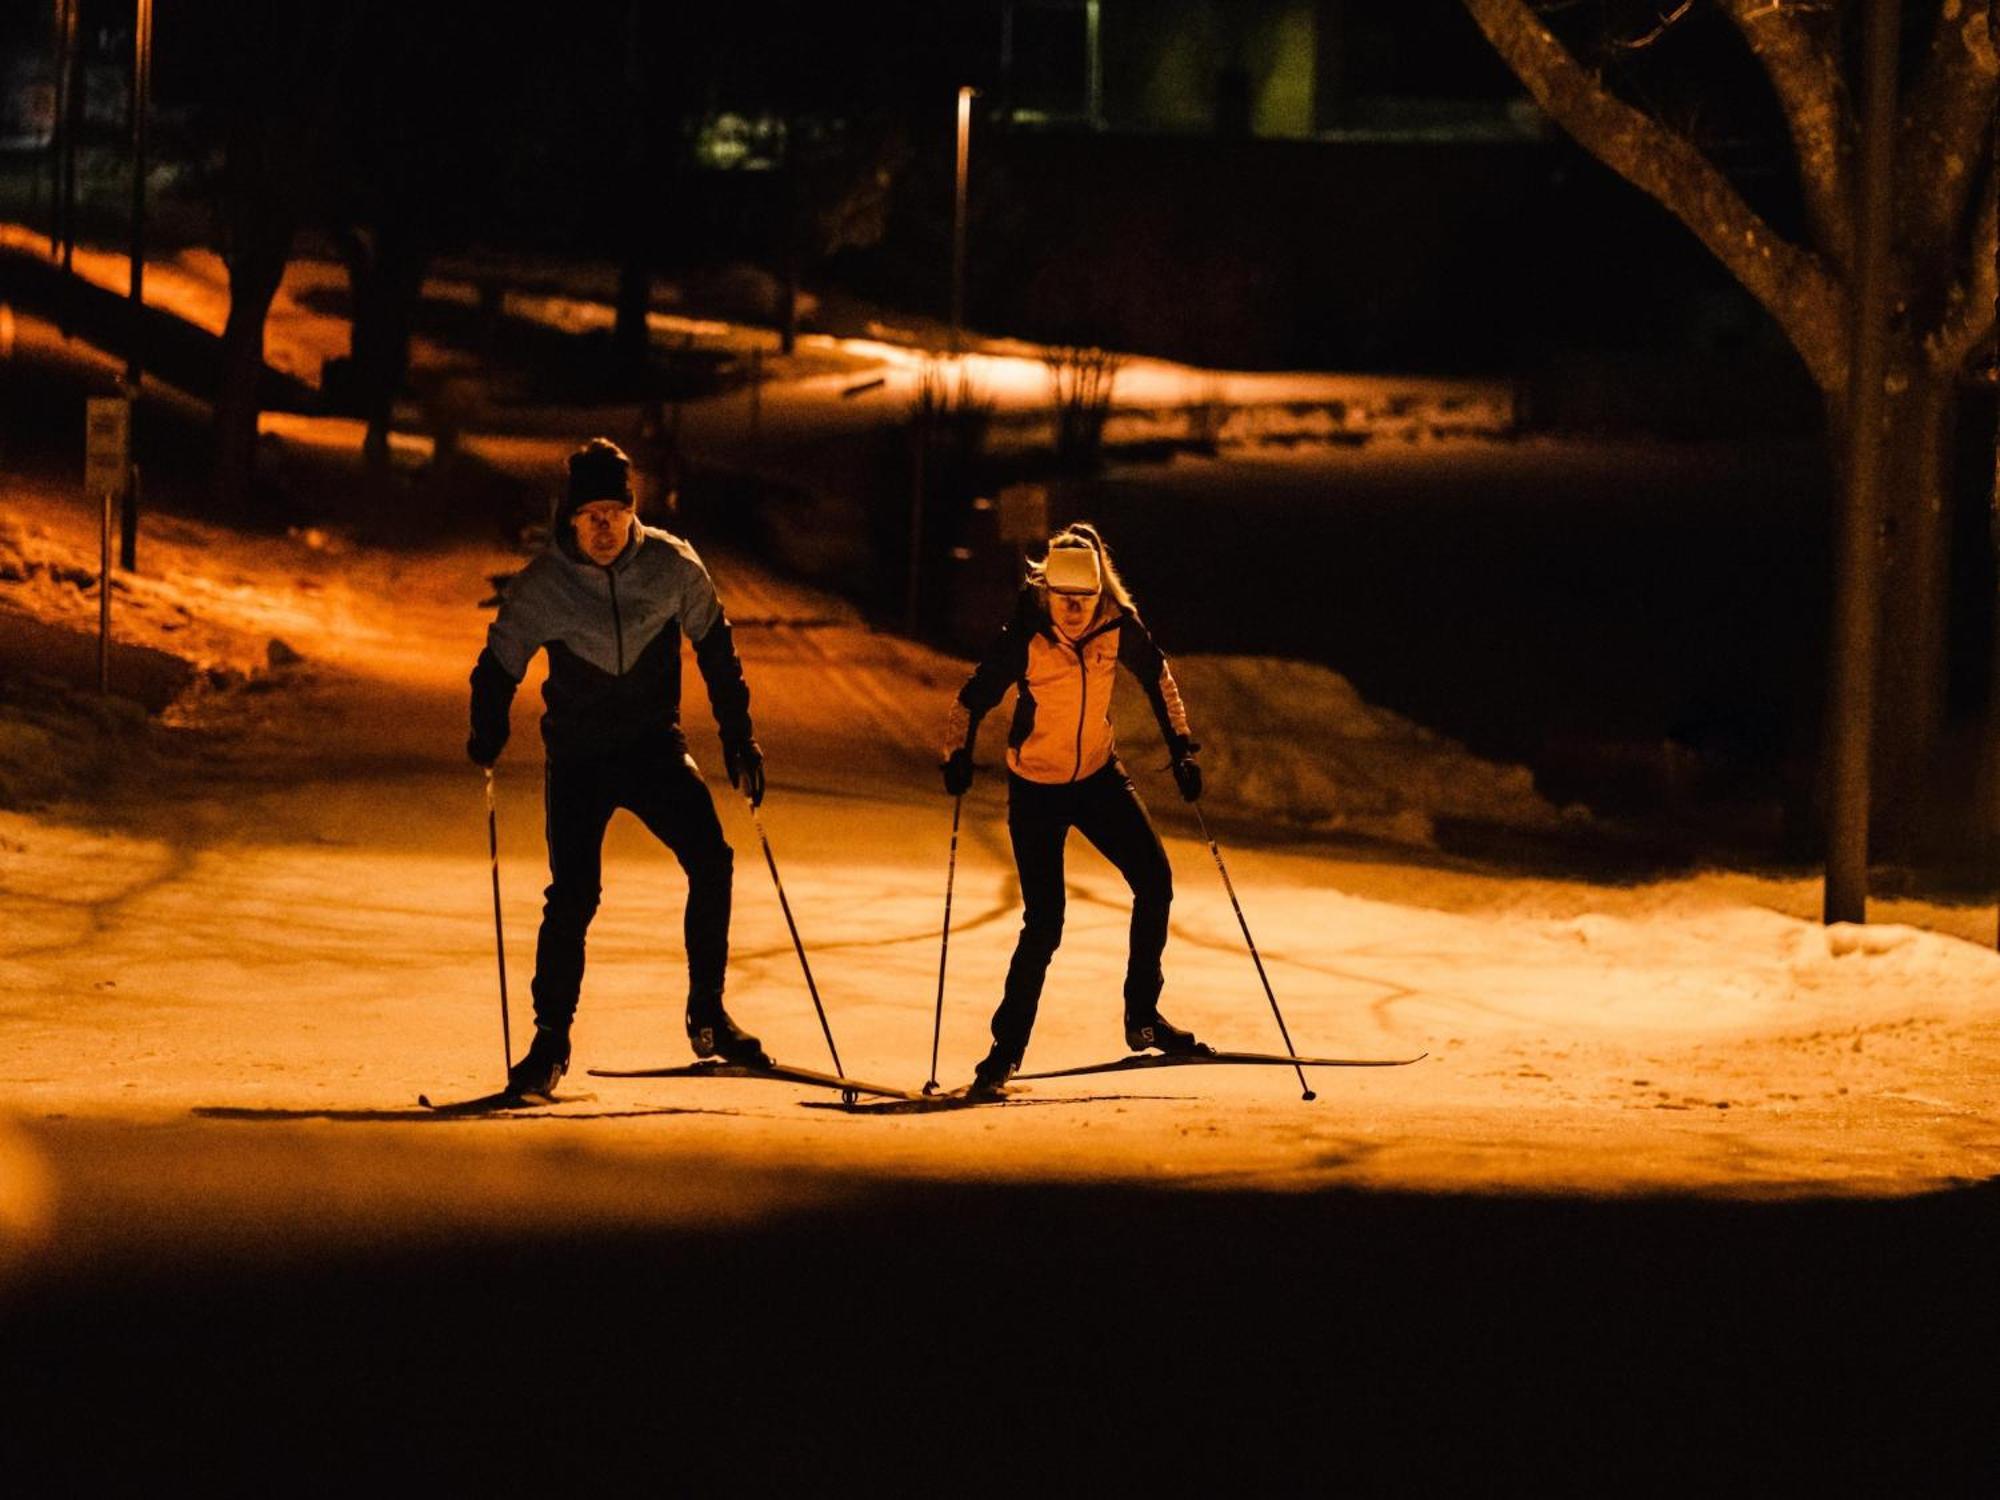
507;1025;571;1101
1124;1011;1214;1057
965;1048;1019;1100
686;1003;773;1070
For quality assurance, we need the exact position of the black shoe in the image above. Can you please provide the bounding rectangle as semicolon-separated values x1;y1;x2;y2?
966;1049;1018;1098
507;1025;571;1100
1124;1012;1212;1056
687;1005;772;1069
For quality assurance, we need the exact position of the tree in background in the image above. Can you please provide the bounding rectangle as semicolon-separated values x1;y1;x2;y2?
326;3;514;474
186;1;348;512
1462;0;1997;854
664;5;933;352
775;113;909;352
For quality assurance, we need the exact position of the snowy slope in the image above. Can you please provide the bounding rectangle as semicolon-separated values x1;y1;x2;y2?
1114;653;1569;843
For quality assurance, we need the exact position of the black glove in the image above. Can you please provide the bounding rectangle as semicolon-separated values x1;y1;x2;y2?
467;648;515;770
724;736;765;808
942;748;974;797
1167;736;1202;803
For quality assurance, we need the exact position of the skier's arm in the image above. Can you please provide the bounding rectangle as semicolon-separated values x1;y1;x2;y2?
467;650;518;766
467;579;544;766
681;559;762;804
942;592;1033;759
1118;615;1193;751
1119;615;1201;799
682;568;755;748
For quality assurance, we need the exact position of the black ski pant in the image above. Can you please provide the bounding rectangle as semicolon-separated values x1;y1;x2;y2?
530;741;733;1033
990;757;1173;1065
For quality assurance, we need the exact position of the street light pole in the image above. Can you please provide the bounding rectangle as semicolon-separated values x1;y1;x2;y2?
950;85;972;355
52;0;78;273
46;0;64;257
127;0;151;384
122;0;152;572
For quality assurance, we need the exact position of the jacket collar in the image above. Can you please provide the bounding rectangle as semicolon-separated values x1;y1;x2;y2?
1042;599;1124;648
554;524;643;572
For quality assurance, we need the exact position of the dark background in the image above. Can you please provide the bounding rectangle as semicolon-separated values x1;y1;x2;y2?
2;0;1994;847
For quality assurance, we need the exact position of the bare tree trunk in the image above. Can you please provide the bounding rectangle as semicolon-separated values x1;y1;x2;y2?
1986;371;2000;916
779;116;800;356
1874;372;1958;858
614;250;651;379
612;0;651;383
214;235;290;514
779;232;800;355
341;227;427;475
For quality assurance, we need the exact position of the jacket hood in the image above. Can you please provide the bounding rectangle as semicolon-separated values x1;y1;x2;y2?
550;499;642;568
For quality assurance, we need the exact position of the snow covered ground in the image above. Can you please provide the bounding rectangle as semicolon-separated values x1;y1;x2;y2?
2;475;1996;1274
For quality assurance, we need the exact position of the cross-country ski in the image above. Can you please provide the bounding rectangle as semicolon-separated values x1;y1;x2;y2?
1013;1050;1429;1083
417;1088;598;1115
588;1059;924;1103
801;1089;1162;1115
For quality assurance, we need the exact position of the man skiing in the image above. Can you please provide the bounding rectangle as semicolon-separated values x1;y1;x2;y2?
940;522;1208;1096
468;437;768;1098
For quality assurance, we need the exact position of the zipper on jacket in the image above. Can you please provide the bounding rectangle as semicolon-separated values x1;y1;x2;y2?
1067;616;1126;781
606;567;626;674
1068;640;1087;781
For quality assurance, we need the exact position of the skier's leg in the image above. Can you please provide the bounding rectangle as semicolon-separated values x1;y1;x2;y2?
531;757;616;1033
624;747;765;1062
991;774;1071;1067
625;748;735;1008
1070;760;1175;1026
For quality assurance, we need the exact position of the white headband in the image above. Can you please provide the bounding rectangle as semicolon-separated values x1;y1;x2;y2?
1044;546;1102;596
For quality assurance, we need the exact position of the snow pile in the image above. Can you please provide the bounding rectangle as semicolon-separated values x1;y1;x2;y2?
1787;921;1994;980
1115;654;1571;845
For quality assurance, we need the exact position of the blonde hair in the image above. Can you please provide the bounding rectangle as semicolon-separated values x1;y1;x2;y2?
1027;521;1137;615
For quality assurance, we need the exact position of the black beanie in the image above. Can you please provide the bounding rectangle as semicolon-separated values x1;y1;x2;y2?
565;438;634;513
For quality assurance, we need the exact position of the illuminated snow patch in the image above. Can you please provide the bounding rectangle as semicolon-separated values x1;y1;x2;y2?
0;1119;53;1253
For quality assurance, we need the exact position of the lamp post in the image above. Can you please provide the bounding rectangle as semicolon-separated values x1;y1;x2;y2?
122;0;152;571
950;85;972;355
127;0;151;384
51;0;78;272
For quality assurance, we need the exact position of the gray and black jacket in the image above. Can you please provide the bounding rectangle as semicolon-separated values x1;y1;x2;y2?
469;525;753;763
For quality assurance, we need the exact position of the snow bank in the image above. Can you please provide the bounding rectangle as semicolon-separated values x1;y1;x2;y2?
0;1117;52;1266
1787;921;1996;979
1113;654;1571;845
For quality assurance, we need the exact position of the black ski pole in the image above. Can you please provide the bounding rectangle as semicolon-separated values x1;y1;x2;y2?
485;767;512;1081
746;799;846;1080
924;794;962;1094
1193;803;1314;1101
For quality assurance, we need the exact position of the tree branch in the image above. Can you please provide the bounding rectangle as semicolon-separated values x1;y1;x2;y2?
1899;0;1998;269
1716;0;1853;271
1461;0;1846;392
1925;157;1997;376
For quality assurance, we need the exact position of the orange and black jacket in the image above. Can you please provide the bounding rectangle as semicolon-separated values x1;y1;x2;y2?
945;586;1193;784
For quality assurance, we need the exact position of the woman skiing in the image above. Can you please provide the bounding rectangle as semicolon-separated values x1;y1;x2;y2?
940;522;1206;1095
